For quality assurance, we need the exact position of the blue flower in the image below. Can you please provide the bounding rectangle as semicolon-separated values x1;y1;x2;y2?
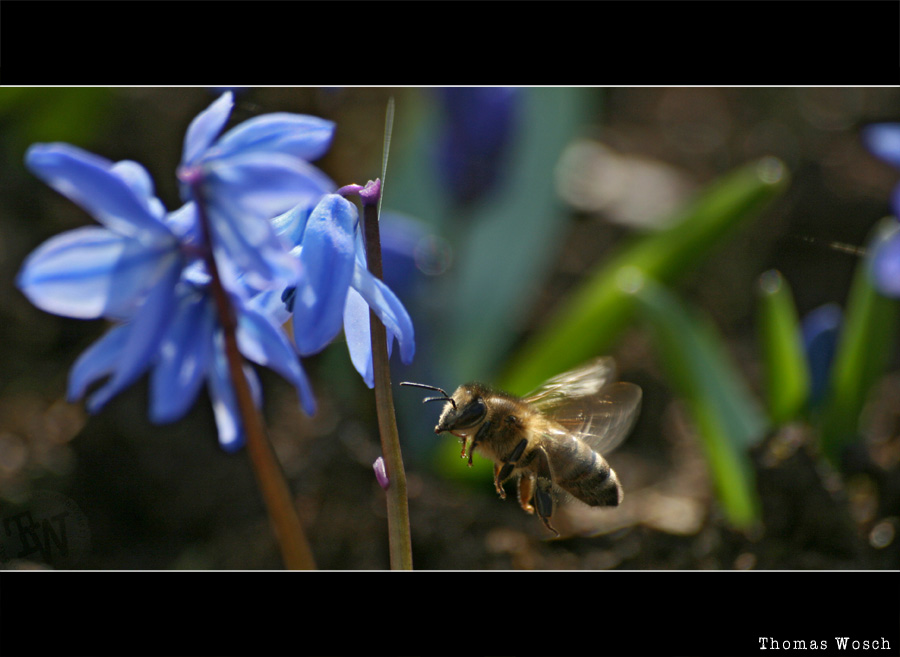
275;193;416;388
18;143;184;321
177;92;337;291
17;141;316;450
69;271;316;451
862;123;900;297
801;303;842;407
434;87;521;206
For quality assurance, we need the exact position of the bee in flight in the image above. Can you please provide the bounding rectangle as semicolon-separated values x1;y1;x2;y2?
401;357;642;536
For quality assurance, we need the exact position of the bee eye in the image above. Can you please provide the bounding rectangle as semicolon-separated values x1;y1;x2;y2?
453;397;487;429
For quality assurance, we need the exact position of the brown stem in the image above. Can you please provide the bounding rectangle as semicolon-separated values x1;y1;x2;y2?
362;184;413;570
192;187;316;570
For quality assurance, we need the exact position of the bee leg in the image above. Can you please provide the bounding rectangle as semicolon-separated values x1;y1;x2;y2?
466;420;493;467
493;464;507;498
532;447;559;537
534;484;558;536
517;474;535;514
493;437;528;498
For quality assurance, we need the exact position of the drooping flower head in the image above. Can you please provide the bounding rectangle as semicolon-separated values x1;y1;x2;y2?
275;190;416;388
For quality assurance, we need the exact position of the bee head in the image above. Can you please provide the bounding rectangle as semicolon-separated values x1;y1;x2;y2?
400;381;488;435
434;385;489;435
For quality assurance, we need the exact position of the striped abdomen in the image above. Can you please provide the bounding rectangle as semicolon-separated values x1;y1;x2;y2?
542;432;623;507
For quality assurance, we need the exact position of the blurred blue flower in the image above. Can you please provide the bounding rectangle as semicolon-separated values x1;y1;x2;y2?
378;211;430;297
17;141;316;450
434;87;521;207
177;91;337;291
275;194;416;388
801;303;842;407
862;123;900;297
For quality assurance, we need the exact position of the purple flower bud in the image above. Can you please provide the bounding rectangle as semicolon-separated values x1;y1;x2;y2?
337;179;381;206
373;456;390;490
358;179;381;206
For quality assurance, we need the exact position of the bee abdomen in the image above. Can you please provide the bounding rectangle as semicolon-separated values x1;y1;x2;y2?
552;442;623;507
567;462;623;506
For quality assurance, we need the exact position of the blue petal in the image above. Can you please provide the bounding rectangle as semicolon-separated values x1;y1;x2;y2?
205;152;335;220
343;287;375;388
207;334;263;452
342;287;399;388
149;290;216;424
68;323;131;402
215;113;335;162
862;123;900;170
292;194;358;355
181;92;234;166
163;202;202;246
109;160;167;221
84;260;181;413
25;143;175;244
17;226;182;321
350;262;415;365
871;229;900;297
246;287;292;327
271;202;315;252
205;199;300;292
193;152;333;291
236;300;317;415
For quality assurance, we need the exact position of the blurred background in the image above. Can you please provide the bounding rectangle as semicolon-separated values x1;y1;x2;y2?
1;87;899;569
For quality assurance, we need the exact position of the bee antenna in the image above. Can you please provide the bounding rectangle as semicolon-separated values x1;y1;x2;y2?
399;381;456;410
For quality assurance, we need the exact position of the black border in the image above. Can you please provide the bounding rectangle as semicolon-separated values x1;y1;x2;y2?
2;2;898;656
1;1;898;85
0;571;898;657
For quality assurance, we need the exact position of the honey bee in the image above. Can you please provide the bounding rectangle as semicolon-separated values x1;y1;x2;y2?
401;357;642;535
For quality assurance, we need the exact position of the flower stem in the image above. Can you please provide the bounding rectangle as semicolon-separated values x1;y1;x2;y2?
360;180;414;570
191;187;316;570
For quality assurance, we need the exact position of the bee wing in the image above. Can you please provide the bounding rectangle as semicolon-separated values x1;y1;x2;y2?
554;381;642;454
524;357;617;409
525;358;641;455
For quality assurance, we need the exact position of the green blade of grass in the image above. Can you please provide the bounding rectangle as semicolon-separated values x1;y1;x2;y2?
628;272;765;530
756;269;811;425
818;218;900;466
501;157;789;395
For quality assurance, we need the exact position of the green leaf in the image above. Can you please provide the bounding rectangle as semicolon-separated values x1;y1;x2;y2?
818;218;900;466
628;273;765;530
756;270;811;425
501;157;790;395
